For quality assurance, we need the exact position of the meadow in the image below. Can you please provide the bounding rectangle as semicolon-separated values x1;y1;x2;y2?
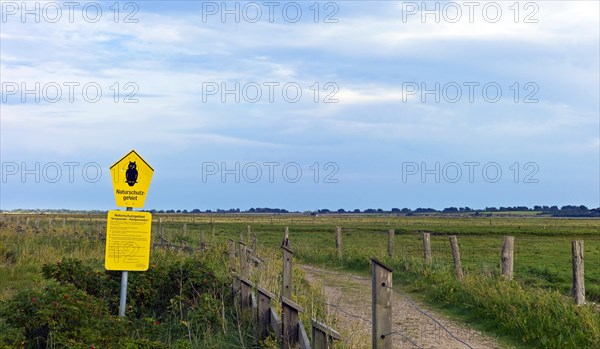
154;213;600;302
1;213;599;348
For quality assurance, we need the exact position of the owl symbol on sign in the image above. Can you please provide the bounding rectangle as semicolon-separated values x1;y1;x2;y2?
125;161;138;186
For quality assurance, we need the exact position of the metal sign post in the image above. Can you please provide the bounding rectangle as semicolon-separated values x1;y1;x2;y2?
119;270;128;316
118;206;132;317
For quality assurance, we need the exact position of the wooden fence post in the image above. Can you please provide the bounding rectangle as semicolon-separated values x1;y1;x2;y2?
183;223;187;236
239;276;254;310
312;319;341;349
281;297;303;349
158;218;163;239
572;240;585;305
247;225;251;244
270;308;282;339
371;258;392;349
336;226;342;258
239;242;248;278
228;239;236;272
298;320;311;349
449;236;463;280
282;226;290;247
253;234;258;254
501;236;514;281
257;286;276;340
282;245;293;300
423;232;432;265
232;274;241;299
387;229;394;258
246;247;253;263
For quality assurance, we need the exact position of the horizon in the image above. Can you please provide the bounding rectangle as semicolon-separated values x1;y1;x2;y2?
2;204;598;214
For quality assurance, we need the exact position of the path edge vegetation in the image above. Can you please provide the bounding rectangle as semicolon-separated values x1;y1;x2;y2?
294;247;600;349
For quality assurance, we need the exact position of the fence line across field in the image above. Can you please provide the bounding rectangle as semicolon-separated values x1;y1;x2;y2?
5;216;591;305
1;215;594;347
331;226;589;306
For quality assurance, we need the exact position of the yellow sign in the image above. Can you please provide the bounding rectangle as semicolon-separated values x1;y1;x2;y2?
110;150;154;208
105;210;152;271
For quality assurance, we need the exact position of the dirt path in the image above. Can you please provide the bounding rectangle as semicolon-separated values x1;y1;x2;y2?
300;264;506;349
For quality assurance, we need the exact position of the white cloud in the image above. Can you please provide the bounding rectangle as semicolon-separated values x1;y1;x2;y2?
335;87;408;104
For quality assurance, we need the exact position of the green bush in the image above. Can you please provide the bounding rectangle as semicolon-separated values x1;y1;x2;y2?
42;257;226;319
0;281;123;348
2;255;233;348
42;258;119;308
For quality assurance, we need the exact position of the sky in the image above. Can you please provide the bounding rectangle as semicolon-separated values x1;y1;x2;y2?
1;0;599;211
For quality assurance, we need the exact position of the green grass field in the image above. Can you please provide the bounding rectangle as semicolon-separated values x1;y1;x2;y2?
1;213;599;348
150;214;600;302
3;213;598;304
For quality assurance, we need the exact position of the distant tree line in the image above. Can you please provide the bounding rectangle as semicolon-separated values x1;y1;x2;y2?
3;205;599;217
142;205;598;217
145;207;288;214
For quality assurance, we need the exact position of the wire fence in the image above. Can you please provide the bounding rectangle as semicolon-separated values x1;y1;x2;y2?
386;285;474;349
302;265;478;349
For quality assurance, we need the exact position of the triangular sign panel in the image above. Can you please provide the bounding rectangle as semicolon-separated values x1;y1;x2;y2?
110;150;154;208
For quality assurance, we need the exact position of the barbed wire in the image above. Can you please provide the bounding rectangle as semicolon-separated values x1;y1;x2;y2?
303;265;374;325
381;331;424;349
321;301;372;324
385;285;474;349
299;266;371;281
321;280;474;349
304;265;429;349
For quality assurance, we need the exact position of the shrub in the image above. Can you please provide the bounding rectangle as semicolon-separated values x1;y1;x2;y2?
3;254;237;348
0;281;121;348
42;258;119;307
42;256;226;319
